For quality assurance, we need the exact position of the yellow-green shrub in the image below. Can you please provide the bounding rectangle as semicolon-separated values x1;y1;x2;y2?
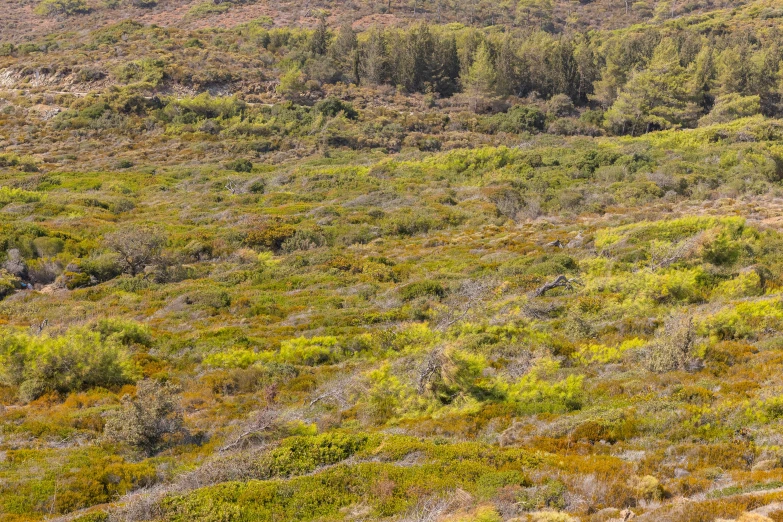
0;329;137;402
279;336;339;365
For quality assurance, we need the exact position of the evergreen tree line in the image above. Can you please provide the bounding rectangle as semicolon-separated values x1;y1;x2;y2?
287;19;783;135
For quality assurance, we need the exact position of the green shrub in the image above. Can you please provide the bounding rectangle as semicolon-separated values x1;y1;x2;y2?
113;58;166;85
383;213;437;236
699;94;761;126
80;253;124;282
0;186;42;207
188;289;232;312
279;336;339;365
32;236;64;257
225;158;253;172
486;105;545;133
93;318;152;347
643;315;695;372
0;269;20;299
702;231;742;266
246;222;297;251
699;300;783;340
260;433;369;477
400;280;446;301
517;479;568;510
0;329;137;402
35;0;91;15
166;93;245;120
314;98;358;120
73;512;109;522
64;271;91;289
56;458;157;513
187;0;231;17
508;359;583;414
280;228;326;253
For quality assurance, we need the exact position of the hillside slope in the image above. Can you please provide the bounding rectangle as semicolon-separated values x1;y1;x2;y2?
3;3;783;522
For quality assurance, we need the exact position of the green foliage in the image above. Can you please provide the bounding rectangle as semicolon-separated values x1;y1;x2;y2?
225;158;253;172
56;457;157;513
279;336;339;365
9;8;783;521
0;329;137;402
187;1;232;17
314;98;358;120
113;58;166;86
167;93;246;120
400;280;446;301
700;94;761;126
35;0;91;16
606;39;697;135
277;66;307;98
700;300;783;340
487;105;546;133
0;269;20;299
246;222;297;251
0;186;42;207
80;252;124;282
161;434;541;521
92;318;152;347
260;432;369;477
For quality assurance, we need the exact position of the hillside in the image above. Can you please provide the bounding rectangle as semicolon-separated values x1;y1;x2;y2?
3;1;783;522
0;0;762;43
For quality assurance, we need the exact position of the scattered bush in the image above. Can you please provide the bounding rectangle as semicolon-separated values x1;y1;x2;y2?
103;379;186;455
400;280;446;301
0;329;136;402
35;0;91;16
225;159;253;172
104;226;166;276
642;315;696;373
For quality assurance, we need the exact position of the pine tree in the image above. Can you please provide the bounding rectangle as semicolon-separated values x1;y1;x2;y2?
515;0;553;28
688;45;715;111
330;22;359;84
544;38;580;100
715;46;749;96
495;36;522;97
309;16;329;56
605;38;696;135
590;58;624;109
361;27;389;86
573;36;599;103
776;60;783;117
463;42;496;110
331;22;357;62
392;24;437;93
432;35;461;97
750;44;783;115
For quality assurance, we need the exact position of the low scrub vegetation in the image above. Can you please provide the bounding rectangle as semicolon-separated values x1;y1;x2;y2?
3;2;783;521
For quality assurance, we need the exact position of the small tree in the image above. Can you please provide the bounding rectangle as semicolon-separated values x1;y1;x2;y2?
104;379;186;456
360;28;389;86
309;16;330;56
276;66;307;100
330;22;357;62
104;226;166;276
463;42;496;111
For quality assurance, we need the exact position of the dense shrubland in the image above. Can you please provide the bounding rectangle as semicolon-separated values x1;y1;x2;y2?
4;2;783;522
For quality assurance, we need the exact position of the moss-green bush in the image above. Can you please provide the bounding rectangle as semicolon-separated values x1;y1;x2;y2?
0;329;137;402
